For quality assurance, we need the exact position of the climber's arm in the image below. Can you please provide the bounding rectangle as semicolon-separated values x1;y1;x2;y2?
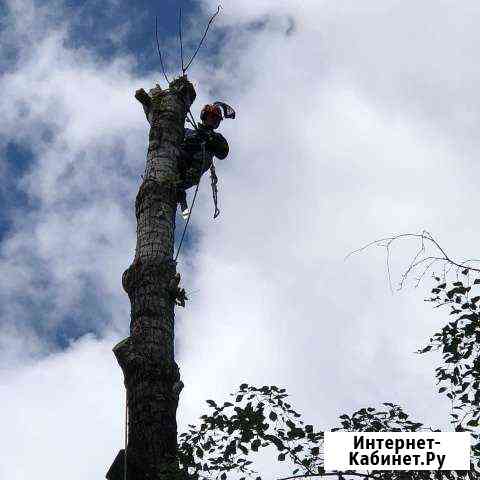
207;132;229;160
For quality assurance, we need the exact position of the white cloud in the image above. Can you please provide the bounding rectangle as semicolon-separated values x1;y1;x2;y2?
0;335;124;479
1;0;479;478
179;0;479;439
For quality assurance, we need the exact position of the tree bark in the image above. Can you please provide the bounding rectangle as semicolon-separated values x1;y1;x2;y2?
108;75;196;480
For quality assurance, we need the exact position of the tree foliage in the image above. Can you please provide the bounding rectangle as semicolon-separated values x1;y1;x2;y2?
420;271;480;462
177;236;480;480
178;383;477;480
178;384;323;480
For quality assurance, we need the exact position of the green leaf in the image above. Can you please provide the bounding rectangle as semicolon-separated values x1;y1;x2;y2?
221;473;227;480
278;453;286;461
419;345;432;353
236;395;243;402
239;444;248;455
206;400;217;408
269;411;278;421
251;439;261;452
265;434;285;451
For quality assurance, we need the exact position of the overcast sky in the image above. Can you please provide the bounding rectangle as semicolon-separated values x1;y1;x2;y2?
1;0;480;478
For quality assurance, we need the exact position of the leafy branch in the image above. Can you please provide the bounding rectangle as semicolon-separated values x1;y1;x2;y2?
177;384;323;480
419;272;480;464
177;386;477;480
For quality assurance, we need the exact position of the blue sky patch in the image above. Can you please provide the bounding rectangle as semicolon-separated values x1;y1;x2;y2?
0;141;36;243
0;0;225;354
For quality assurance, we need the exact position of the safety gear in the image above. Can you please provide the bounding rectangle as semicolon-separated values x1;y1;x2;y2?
213;102;236;119
175;106;233;221
183;126;228;163
200;104;223;123
210;161;220;219
200;102;236;128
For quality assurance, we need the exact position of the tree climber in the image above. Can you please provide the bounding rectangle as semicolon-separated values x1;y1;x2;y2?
134;88;235;220
177;102;235;219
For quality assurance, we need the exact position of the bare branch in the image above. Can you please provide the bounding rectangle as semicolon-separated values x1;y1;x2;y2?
346;231;480;291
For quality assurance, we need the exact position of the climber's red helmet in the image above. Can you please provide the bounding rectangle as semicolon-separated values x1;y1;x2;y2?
200;104;223;129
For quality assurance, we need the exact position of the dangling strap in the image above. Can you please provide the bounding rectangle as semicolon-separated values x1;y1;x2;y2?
210;161;220;219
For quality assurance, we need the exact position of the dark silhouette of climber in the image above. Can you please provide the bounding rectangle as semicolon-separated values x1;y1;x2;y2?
134;88;235;220
177;102;234;219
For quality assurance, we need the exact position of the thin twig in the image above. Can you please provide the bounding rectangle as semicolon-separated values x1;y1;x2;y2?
155;15;170;84
414;258;439;288
345;233;424;261
385;241;393;293
179;7;185;73
184;5;221;72
399;256;445;290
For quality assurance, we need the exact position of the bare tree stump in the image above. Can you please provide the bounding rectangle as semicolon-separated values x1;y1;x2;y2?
107;75;196;480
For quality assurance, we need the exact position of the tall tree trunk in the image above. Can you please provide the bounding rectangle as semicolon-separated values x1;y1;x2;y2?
108;75;196;480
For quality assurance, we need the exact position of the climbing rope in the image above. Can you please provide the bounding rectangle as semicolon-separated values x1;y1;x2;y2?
179;7;185;73
155;4;221;87
151;4;225;261
183;5;221;73
186;107;199;130
124;388;128;480
174;141;208;262
174;98;224;262
140;137;217;263
155;16;170;84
